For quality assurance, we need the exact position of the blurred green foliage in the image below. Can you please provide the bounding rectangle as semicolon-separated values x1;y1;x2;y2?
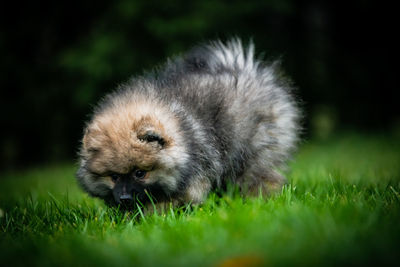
0;0;396;168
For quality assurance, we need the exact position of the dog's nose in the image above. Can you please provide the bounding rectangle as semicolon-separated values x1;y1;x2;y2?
119;194;133;205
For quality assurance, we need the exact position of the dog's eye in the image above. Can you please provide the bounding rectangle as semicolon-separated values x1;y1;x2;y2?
134;169;147;179
110;174;120;182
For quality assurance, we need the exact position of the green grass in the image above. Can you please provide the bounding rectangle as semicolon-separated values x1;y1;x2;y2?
1;133;400;267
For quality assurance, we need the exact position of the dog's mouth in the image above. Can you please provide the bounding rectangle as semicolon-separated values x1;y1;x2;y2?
116;192;142;209
109;183;170;210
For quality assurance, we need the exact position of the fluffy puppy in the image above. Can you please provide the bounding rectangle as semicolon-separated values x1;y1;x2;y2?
76;39;300;209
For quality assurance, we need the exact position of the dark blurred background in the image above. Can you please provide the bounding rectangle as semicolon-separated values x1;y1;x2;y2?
0;0;397;170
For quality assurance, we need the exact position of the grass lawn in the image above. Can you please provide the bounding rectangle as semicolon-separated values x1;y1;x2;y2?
1;133;399;267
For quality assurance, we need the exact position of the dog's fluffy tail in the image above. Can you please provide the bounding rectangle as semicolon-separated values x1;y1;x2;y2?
182;38;261;75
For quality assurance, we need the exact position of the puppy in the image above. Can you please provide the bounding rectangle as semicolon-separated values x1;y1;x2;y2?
76;39;300;209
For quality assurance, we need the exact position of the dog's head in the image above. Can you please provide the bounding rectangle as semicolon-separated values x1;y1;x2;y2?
76;96;188;208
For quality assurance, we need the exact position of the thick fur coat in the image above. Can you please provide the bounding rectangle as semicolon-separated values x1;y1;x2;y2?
76;39;300;208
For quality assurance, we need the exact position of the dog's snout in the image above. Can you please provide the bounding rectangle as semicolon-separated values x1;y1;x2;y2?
119;194;133;205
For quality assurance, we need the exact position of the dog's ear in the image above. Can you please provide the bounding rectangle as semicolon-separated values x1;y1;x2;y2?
138;131;165;147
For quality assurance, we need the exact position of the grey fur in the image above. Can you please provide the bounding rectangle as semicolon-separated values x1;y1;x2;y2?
76;38;300;207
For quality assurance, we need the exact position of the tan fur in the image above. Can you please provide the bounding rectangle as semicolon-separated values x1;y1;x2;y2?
83;98;181;177
243;170;286;197
183;177;212;203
